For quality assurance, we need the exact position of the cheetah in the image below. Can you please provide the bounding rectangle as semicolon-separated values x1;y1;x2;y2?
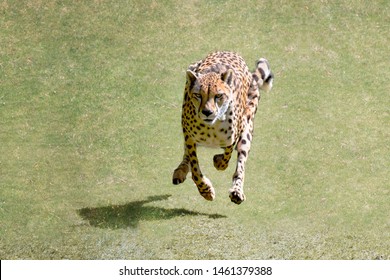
172;51;273;204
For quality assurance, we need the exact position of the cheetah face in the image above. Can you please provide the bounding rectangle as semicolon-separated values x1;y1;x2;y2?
187;69;234;124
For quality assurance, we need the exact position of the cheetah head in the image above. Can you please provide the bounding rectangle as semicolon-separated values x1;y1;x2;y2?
186;69;234;125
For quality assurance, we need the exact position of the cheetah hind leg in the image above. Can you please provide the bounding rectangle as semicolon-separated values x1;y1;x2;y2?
213;154;229;170
213;146;234;171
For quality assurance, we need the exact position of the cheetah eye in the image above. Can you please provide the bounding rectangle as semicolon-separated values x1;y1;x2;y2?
193;92;202;99
215;94;223;100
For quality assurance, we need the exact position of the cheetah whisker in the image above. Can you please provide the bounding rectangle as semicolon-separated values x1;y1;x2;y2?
212;100;230;125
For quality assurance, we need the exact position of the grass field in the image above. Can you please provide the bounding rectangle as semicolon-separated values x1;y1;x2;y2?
1;0;389;259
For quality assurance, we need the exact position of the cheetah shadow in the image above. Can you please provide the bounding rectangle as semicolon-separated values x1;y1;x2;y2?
78;194;226;229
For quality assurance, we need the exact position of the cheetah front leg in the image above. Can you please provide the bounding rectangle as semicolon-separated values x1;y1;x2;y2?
173;140;215;201
172;151;190;185
229;124;253;204
187;141;215;201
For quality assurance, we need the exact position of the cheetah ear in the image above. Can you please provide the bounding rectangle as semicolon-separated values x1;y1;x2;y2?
186;70;198;84
221;69;234;87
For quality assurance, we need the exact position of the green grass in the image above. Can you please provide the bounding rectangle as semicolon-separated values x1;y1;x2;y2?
1;0;389;259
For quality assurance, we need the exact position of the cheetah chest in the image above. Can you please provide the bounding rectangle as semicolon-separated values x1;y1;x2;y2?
182;103;242;147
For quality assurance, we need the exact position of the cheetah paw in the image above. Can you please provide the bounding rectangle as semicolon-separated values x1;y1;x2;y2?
200;188;216;201
229;188;246;204
213;154;229;171
172;168;188;185
198;177;215;201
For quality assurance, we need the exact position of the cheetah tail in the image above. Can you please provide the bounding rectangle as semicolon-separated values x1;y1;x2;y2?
253;58;274;92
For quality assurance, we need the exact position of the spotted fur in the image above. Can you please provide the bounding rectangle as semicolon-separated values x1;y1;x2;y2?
172;51;273;204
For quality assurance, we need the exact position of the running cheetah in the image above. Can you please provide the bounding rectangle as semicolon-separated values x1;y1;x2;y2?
172;51;273;204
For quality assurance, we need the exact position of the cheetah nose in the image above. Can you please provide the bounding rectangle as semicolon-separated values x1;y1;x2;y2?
202;109;214;117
